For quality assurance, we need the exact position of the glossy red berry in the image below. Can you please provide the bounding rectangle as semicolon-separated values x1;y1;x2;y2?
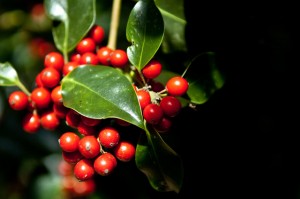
40;67;61;88
142;59;162;79
154;116;172;133
136;89;151;110
93;152;117;176
44;51;64;71
35;72;44;87
159;96;182;117
72;178;96;196
78;135;100;159
88;25;105;44
70;52;81;63
114;141;136;162
22;112;40;133
59;132;81;152
80;115;101;127
74;159;95;181
53;103;68;119
76;37;96;54
166;76;189;96
77;121;96;136
40;110;60;131
51;85;63;105
79;52;99;65
30;87;51;109
97;46;112;66
65;109;81;128
98;127;120;148
143;103;163;125
62;150;83;164
110;49;128;68
8;90;29;111
63;61;79;76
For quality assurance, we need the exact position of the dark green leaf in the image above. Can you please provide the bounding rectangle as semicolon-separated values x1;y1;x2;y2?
135;122;183;193
0;62;19;86
185;52;225;104
155;0;187;53
44;0;96;53
61;65;145;129
126;0;164;70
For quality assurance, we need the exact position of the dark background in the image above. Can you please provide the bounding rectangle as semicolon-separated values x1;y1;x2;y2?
182;2;298;199
0;0;298;199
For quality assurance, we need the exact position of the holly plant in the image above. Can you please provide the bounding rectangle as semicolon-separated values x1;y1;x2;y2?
0;0;225;196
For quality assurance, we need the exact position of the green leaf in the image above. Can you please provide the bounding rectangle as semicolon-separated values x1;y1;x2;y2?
155;0;187;53
126;0;164;70
44;0;96;54
61;65;145;129
135;122;183;193
185;52;225;104
0;62;19;86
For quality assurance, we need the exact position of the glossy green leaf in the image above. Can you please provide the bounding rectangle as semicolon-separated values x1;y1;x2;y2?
185;52;225;104
61;65;145;129
135;122;183;193
0;62;19;86
44;0;95;53
126;0;164;70
155;0;187;53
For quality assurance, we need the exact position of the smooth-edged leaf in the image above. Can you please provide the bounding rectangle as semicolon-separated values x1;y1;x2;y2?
155;0;187;53
126;0;164;70
186;52;225;104
44;0;95;53
61;65;145;129
135;122;183;193
0;62;20;86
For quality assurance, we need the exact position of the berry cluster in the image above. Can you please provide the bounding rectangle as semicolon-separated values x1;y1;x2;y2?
58;159;96;198
6;23;189;189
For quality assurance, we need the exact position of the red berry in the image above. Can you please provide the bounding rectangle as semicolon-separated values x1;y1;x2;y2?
88;25;105;44
110;49;128;68
35;72;44;87
143;103;163;125
79;52;99;65
65;109;81;128
40;67;61;88
142;59;162;79
136;89;151;110
97;46;113;66
53;103;68;119
78;135;100;159
74;159;95;181
159;96;182;117
166;76;189;96
44;51;64;71
62;150;83;164
114;141;136;162
154;116;172;133
93;152;117;176
63;61;79;76
72;178;96;196
59;132;81;152
70;52;81;63
51;85;63;105
76;37;96;54
40;110;60;131
22;112;40;133
80;115;101;127
30;87;51;109
8;90;29;111
98;127;120;148
77;121;96;136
